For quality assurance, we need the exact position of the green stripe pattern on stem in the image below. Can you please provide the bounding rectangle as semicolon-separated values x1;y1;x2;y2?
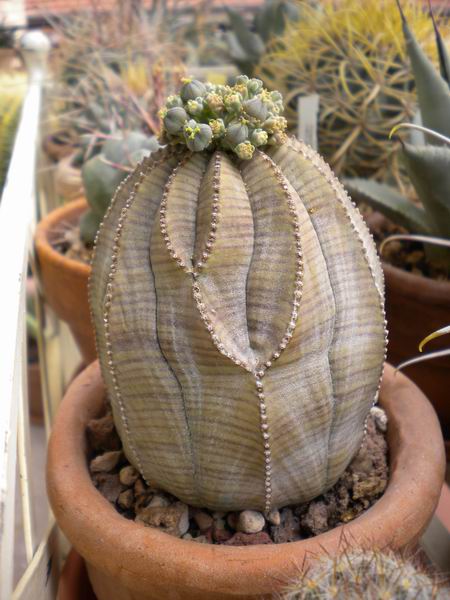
90;139;386;513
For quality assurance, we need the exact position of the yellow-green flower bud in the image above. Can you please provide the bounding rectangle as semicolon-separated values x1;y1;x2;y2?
270;90;283;106
268;131;288;146
263;116;288;134
235;141;255;160
164;107;188;134
243;96;268;121
233;83;249;99
247;78;263;95
209;119;226;138
235;75;249;86
166;94;183;108
183;119;213;152
180;79;207;102
186;98;204;116
225;121;249;146
205;93;224;112
224;93;242;112
250;128;268;147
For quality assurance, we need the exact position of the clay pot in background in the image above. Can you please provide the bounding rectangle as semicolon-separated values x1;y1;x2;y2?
365;212;450;456
35;198;95;364
57;549;96;600
42;131;77;163
383;263;450;457
54;153;83;202
28;339;43;422
47;361;445;600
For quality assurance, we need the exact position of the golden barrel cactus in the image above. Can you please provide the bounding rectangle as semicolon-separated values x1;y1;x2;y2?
90;77;386;513
258;0;443;187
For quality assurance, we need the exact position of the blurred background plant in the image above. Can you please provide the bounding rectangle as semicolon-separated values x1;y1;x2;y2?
258;0;446;189
346;3;450;273
0;73;26;192
44;0;192;165
78;130;160;245
224;0;300;77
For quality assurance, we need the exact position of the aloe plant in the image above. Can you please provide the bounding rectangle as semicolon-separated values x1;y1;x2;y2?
80;131;160;245
90;77;386;513
225;0;299;76
346;3;450;270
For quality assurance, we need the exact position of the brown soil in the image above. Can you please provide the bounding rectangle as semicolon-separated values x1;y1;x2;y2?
87;408;389;545
359;206;449;281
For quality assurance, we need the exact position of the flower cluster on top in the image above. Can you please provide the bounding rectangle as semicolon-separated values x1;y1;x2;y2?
159;76;288;160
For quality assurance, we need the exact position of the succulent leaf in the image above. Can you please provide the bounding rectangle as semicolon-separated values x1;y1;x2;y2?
400;142;450;241
345;178;429;235
429;2;450;86
398;1;450;138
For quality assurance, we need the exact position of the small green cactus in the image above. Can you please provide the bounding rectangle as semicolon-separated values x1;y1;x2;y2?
346;4;450;271
80;132;160;244
90;79;386;513
282;550;449;599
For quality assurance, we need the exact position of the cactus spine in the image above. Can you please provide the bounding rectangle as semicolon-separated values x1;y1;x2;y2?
90;78;386;512
282;550;449;599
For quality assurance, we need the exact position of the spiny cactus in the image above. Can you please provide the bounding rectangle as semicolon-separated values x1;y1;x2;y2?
225;0;299;77
346;4;450;271
80;132;160;245
282;550;449;599
90;78;386;513
258;0;443;187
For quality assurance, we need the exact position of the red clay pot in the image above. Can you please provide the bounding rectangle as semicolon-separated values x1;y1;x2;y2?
57;549;96;600
364;212;450;456
383;263;450;454
47;361;445;600
35;199;95;364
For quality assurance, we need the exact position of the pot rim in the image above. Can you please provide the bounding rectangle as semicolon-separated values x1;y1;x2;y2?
383;262;450;303
47;361;445;597
365;213;450;299
34;198;90;277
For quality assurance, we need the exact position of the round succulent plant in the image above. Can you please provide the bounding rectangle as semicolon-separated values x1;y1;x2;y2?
90;78;386;513
159;76;288;160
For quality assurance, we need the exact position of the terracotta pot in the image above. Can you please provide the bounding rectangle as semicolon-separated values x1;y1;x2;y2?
383;264;450;451
364;212;450;456
57;549;96;600
47;361;445;600
35;199;95;364
54;153;83;202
